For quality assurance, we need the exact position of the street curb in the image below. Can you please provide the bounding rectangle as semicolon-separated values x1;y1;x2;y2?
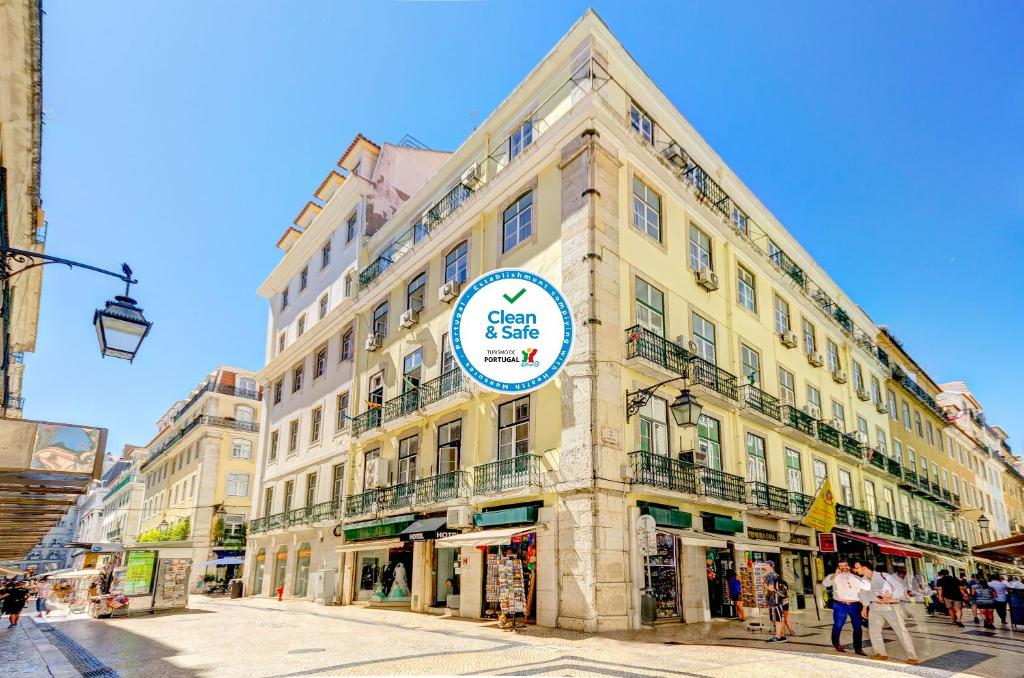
25;619;80;678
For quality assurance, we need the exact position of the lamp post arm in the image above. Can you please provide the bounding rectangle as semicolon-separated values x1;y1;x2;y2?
1;247;136;285
625;373;689;421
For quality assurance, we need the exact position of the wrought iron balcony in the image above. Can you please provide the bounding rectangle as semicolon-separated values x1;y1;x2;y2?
874;515;895;535
629;450;697;494
835;504;855;526
815;421;841;448
249;516;266;534
952;492;961;507
345;490;377;517
768;248;806;289
689;357;739;401
696;466;745;503
746;481;790;512
867;449;887;471
891;365;944;417
781;405;816;436
382;390;419;424
474;454;541;494
939;534;951;548
789;492;813;515
902;469;919;486
351;408;382;437
895;521;912;539
740;384;780;421
287;507;312;527
377;480;418;512
927;531;941;546
264;512;287;531
174;380;262;422
419;368;468;408
841;435;863;460
416;470;469;504
311;498;342;522
942;489;952;502
832;305;853;333
886;456;903;479
852;508;872;530
624;325;692;375
214;534;246;548
913;526;928;543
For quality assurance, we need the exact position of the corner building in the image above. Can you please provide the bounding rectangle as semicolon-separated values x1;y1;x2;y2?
249;10;949;629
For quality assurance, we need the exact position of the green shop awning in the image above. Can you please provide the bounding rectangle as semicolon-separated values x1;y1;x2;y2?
702;515;744;534
474;506;538;528
642;506;692;529
343;515;416;542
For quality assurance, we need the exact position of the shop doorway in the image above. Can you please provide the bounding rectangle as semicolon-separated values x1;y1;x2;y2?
482;531;537;622
273;546;288;592
707;546;735;618
643;531;682;621
294;543;312;597
252;549;265;596
355;542;413;603
433;546;460;609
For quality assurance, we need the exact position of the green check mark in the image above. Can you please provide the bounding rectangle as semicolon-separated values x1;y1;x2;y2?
503;287;526;305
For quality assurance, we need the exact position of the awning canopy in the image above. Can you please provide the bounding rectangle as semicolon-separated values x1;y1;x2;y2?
657;528;727;549
833;530;923;558
971;554;1024;576
0;565;22;576
435;525;536;549
731;540;782;554
337;538;400;553
342;515;416;542
48;569;102;579
32;568;71;579
917;549;968;570
972;533;1024;561
205;557;244;567
398;517;459;542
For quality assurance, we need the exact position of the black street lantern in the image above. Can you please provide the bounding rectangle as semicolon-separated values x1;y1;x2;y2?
669;388;703;427
978;514;990;530
94;293;152;362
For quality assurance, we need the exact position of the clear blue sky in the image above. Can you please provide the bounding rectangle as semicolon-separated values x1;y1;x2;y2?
32;1;1024;457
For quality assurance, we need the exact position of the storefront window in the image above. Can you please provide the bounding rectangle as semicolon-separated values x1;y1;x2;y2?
253;549;266;595
294;543;311;597
642;532;681;620
273;546;288;592
356;544;413;602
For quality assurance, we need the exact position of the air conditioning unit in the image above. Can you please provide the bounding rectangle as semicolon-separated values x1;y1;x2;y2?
875;400;888;414
803;404;821;420
399;309;419;329
368;458;389;489
663;143;687;170
779;331;798;348
694;440;711;467
852;431;868;445
461;163;483;190
365;334;383;352
447;505;474;529
438;280;461;304
832;369;848;384
856;388;871;401
695;267;719;291
807;352;825;367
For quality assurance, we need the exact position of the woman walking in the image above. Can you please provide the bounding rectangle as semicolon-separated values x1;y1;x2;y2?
0;580;30;628
35;576;52;620
726;570;745;622
971;574;997;630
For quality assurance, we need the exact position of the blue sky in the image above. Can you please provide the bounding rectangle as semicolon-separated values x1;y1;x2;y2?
32;1;1024;456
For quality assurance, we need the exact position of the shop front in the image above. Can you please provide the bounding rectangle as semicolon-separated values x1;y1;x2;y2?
338;515;417;606
779;531;817;610
396;516;462;611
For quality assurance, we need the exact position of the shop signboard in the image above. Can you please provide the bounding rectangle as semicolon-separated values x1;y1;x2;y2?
636;515;657;557
818;533;837;553
122;550;157;596
747;528;779;542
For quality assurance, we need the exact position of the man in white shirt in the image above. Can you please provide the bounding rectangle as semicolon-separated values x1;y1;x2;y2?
989;575;1010;626
854;561;918;665
822;561;870;655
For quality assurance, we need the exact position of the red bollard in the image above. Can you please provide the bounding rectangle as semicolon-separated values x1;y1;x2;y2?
276;585;284;601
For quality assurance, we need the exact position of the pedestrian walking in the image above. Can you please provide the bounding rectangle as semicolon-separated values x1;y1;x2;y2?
988;575;1009;626
726;570;745;622
763;561;788;643
35;576;52;620
971;574;997;630
0;580;30;628
935;569;966;627
822;561;870;655
895;566;920;623
853;561;919;665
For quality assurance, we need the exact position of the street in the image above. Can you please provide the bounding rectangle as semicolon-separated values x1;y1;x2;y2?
8;595;1022;677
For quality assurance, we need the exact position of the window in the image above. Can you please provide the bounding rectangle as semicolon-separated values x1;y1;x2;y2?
876;428;888;455
926;420;934;446
510;119;533;157
856;417;868;440
894;439;904;464
300;266;308;291
321;240;331;268
346;212;357;243
826;339;840;373
908;448;916;475
231;440;252;459
288;419;299;454
281;288;289;310
691;313;716;363
445;241;468;284
838;469;854;506
283;480;294;512
630;102;654;142
367;372;384;408
807;384;821;411
832;401;845;429
297;314;306;337
737;266;757;312
344;274;353;298
740;344;760;386
883;487;895;518
314;345;327;379
914;411;923;437
852;362;863;392
697;415;722;470
438;419;462;474
441;333;455;374
341;328;353;361
336;392;350;431
864;480;878;515
402;349;423;391
310;406;322;444
498;396;530;459
639;396;669;456
331;463;345;499
372;301;388;337
502;192;533;253
227;473;249;497
269;431;279;462
305;473;317;507
319;294;329;320
406;273;426;311
688;224;712;271
900;493;912;523
292;363;304;392
785;448;802;494
746;433;767;483
778;368;796;405
631;176;661;241
887;390;897;419
941;469;949;491
731;205;748;234
902;401;912;430
278;332;286;355
802;319;816;354
398;436;418;484
774;295;790;334
870;376;882;405
635;278;664;336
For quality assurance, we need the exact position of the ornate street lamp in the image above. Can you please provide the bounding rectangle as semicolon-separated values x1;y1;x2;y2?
93;268;152;362
978;514;990;530
626;375;703;428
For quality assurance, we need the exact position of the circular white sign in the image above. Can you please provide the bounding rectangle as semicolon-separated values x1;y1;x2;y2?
450;268;574;393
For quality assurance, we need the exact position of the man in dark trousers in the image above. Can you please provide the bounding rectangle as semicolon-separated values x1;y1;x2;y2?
0;580;30;628
935;569;966;627
822;561;871;655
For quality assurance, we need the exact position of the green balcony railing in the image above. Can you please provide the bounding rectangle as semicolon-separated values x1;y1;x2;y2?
867;449;887;471
382;390;419;424
416;470;469;504
474;454;542;494
311;498;342;522
895;521;912;539
419;368;468;408
689;357;738;401
352;408;382;436
903;469;918;486
248;517;265;534
747;481;790;512
939;534;951;548
768;248;807;289
264;512;287;531
625;325;692;375
629;450;697;494
913;526;928;543
886;456;903;479
781;405;816;436
836;504;855;527
377;480;418;512
874;515;895;535
789;492;813;515
345;490;378;517
816;421;841;448
952;492;961;507
841;435;863;460
852;507;872;530
696;466;745;503
740;384;780;421
287;507;312;527
927;531;941;546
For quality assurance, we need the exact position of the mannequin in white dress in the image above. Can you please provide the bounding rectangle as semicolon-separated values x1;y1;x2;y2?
388;562;410;599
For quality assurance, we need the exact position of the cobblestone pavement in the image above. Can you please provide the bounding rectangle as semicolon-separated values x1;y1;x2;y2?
23;596;1024;677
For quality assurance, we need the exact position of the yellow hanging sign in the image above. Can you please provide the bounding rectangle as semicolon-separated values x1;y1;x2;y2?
802;478;837;533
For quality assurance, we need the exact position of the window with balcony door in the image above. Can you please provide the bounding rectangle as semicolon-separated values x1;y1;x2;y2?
336;392;349;431
746;433;767;483
238;377;257;396
688;225;712;272
510;119;533;158
774;295;790;334
630;102;654;143
778;368;796;405
856;417;868;440
826;339;840;373
314;345;327;379
398;436;418;484
321;240;331;268
331;464;344;500
310;407;322;444
368;372;384;409
445;241;468;284
340;328;353;362
283;480;294;512
900;493;912;523
737;266;757;312
902;401;912;429
883;487;895;518
402;350;423;394
813;458;828;492
263;488;274;517
297;314;306;337
838;469;854;505
346;212;357;243
638;396;669;456
300;266;308;291
441;333;455;374
363;449;380;490
870;376;882;405
288;420;299;454
926;420;935;445
802;319;816;354
502;192;533;253
864;480;878;516
852;362;863;392
372;301;389;338
274;379;282;405
691;313;716;363
740;344;760;386
438;419;462;474
319;294;329;320
807;385;821;412
697;415;722;470
635;277;664;336
876;428;888;455
942;469;949;492
305;473;317;508
407;273;426;312
292;364;303;392
785;448;802;494
231;439;252;459
914;411;923;438
498;396;530;460
632;176;661;241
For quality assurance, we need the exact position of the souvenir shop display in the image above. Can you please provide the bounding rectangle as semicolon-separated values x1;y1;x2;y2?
739;561;771;609
497;552;526;631
482;532;537;622
643;532;681;620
